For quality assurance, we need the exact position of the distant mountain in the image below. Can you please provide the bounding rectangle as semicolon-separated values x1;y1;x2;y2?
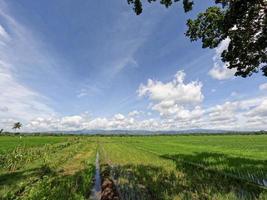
48;128;235;135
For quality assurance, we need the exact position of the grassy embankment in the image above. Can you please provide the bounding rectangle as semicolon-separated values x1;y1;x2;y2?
0;136;98;200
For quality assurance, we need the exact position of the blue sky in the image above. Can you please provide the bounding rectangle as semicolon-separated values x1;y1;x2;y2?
0;0;266;131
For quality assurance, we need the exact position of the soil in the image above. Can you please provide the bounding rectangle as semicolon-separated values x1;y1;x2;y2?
100;164;120;200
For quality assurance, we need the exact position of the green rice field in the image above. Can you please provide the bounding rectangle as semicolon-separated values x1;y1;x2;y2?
0;135;266;199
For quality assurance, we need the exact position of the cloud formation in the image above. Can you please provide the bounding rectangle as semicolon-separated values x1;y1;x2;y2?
1;68;264;132
138;71;204;118
208;38;236;80
259;83;267;91
0;2;266;133
0;3;56;126
0;60;55;121
24;95;267;132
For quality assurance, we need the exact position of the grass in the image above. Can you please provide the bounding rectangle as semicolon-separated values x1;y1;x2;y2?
131;135;267;184
0;134;267;199
98;135;267;200
0;136;97;200
0;136;69;153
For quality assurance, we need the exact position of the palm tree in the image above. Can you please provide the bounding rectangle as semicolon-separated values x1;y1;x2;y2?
13;122;22;132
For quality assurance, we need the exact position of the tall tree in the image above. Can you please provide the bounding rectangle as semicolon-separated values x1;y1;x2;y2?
127;0;267;77
12;122;22;132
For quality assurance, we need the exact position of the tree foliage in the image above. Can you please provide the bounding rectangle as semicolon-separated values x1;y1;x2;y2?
127;0;194;15
12;122;22;131
128;0;267;77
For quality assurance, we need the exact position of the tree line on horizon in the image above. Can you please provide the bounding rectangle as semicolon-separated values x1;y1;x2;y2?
0;122;22;135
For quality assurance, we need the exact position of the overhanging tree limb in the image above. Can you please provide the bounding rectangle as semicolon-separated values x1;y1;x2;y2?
128;0;267;77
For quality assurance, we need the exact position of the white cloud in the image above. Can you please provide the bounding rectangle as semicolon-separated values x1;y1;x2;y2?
138;70;204;119
134;70;267;131
0;3;57;130
231;91;238;97
211;89;216;93
245;99;267;117
0;24;10;44
0;3;266;132
77;86;103;98
202;96;267;130
206;101;239;124
259;83;267;91
113;113;125;121
128;110;140;117
0;60;56;122
61;116;84;127
215;38;230;56
138;71;203;105
208;38;236;80
147;112;152;116
21;94;267;132
208;63;235;80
